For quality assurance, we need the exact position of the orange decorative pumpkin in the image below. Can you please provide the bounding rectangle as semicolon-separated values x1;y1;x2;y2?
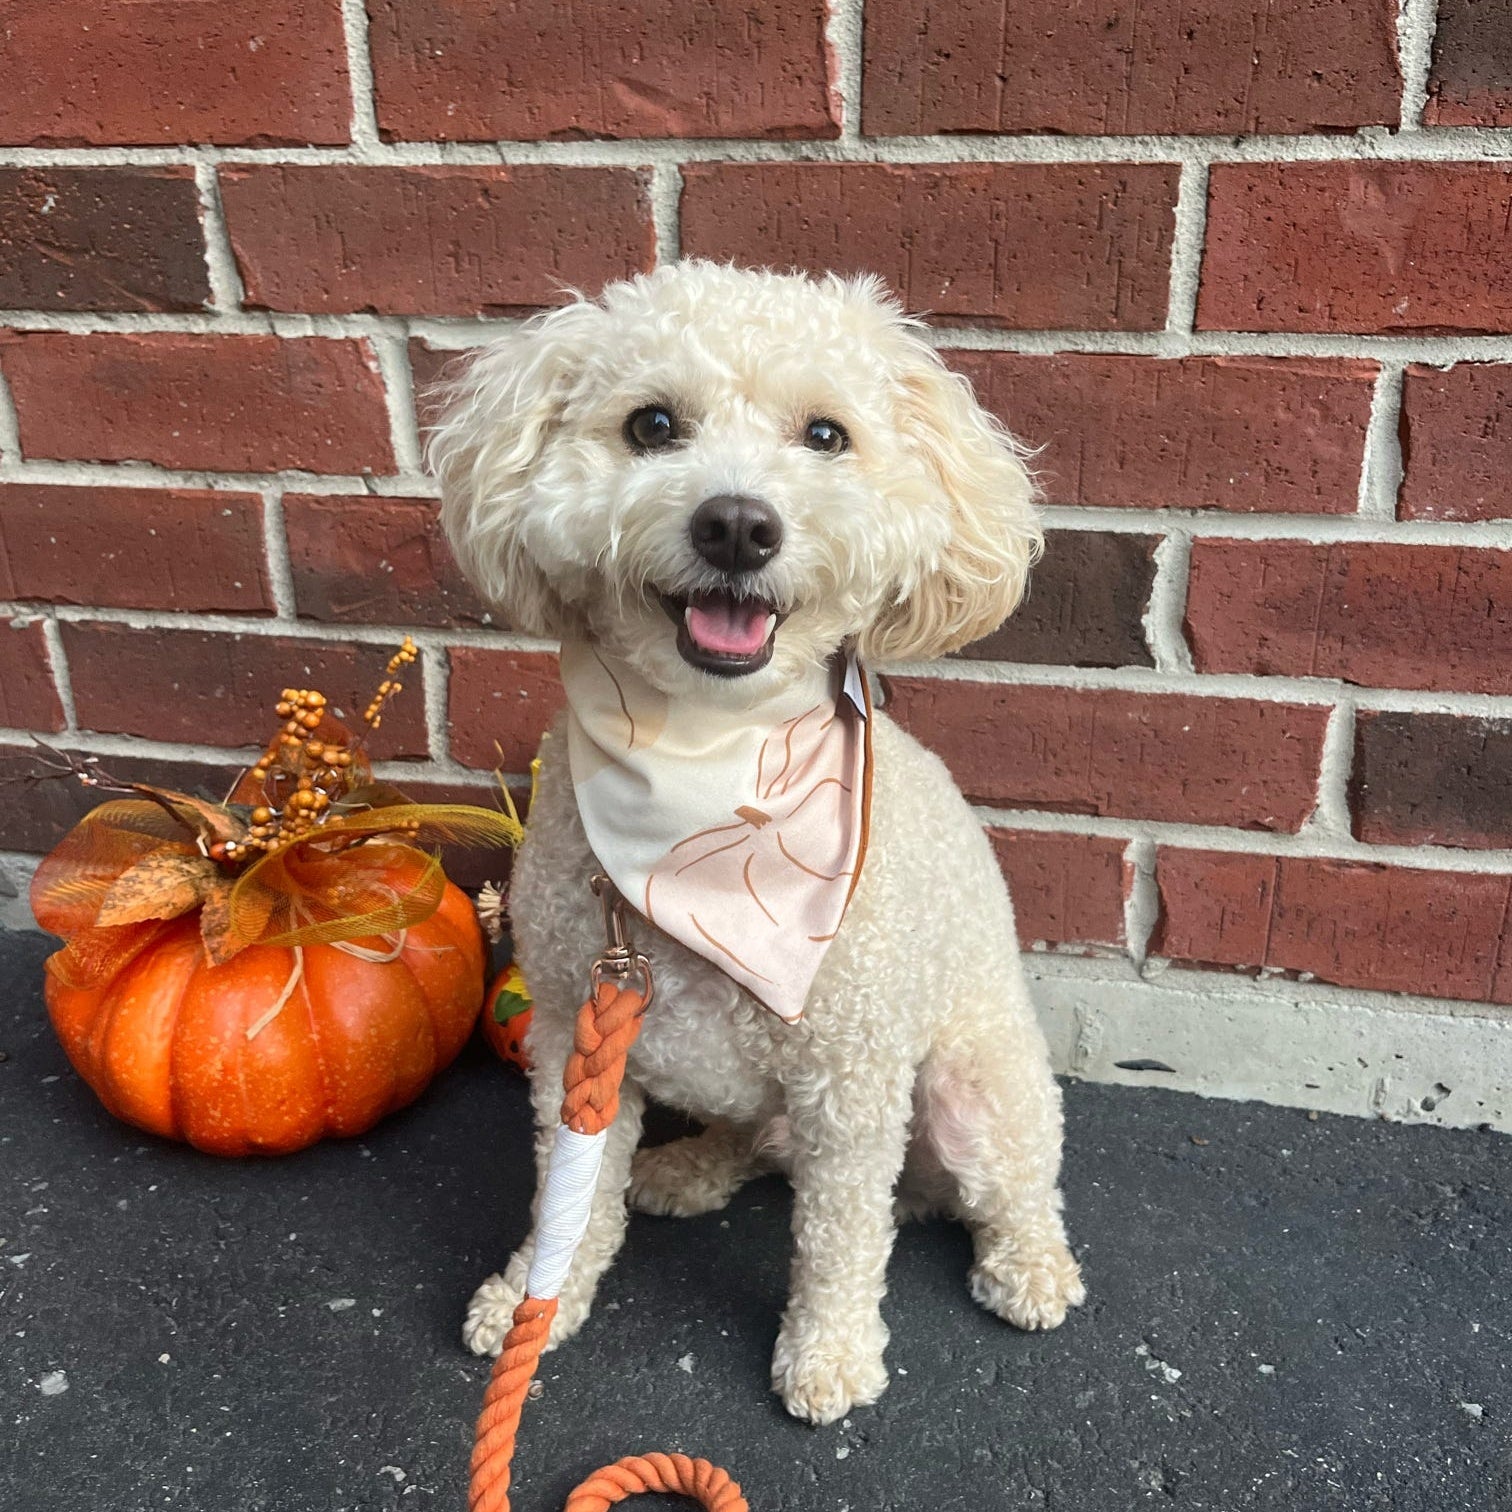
480;962;534;1072
45;877;485;1157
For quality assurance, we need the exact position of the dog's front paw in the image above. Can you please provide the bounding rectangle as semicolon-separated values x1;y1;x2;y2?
462;1257;591;1358
771;1309;889;1426
629;1136;745;1217
970;1238;1086;1332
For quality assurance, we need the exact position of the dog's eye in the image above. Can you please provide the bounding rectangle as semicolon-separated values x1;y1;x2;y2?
802;418;849;455
625;406;680;453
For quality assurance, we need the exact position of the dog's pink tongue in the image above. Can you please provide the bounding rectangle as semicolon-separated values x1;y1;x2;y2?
686;596;771;656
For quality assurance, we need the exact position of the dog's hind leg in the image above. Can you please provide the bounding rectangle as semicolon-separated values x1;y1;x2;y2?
920;1009;1085;1333
629;1118;761;1217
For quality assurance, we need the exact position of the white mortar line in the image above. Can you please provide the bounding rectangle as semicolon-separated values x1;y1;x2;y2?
3;727;256;766
931;328;1512;361
371;326;424;475
0;459;438;498
888;658;1512;718
420;641;452;764
370;756;502;787
259;489;297;619
825;0;866;140
0;720;503;788
340;0;384;153
1308;699;1358;838
9;464;1512;539
1398;0;1441;131
975;804;1512;875
0;364;21;464
1121;836;1159;966
1164;162;1209;333
192;162;246;312
648;162;683;266
1;127;1510;170
37;615;78;731
1142;532;1193;673
0;599;551;653
1357;363;1406;519
7;306;1511;367
408;316;526;348
1036;505;1512;547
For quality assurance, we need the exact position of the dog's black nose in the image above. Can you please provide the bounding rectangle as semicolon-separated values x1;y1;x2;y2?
689;495;784;575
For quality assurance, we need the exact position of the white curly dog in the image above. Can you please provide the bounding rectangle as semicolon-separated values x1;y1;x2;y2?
432;260;1084;1426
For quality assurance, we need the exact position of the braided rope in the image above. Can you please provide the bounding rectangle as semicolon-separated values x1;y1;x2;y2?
469;1297;560;1512
564;1454;747;1511
468;975;748;1512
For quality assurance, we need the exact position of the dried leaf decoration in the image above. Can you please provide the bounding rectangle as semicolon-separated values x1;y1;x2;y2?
30;638;524;991
196;877;241;967
95;850;221;927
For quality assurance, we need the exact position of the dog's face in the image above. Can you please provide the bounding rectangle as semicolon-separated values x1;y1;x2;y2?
432;262;1040;699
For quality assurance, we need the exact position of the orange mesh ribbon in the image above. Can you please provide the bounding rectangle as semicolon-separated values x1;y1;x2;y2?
31;790;521;990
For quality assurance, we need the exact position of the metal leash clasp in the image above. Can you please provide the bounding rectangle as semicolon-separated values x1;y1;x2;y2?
589;873;654;1007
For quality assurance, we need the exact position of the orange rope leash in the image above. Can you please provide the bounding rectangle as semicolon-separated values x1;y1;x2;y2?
467;881;749;1512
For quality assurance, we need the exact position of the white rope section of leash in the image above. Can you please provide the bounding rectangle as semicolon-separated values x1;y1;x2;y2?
526;1125;609;1301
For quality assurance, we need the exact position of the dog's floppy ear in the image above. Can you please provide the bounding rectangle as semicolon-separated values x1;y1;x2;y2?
428;303;602;637
858;345;1042;664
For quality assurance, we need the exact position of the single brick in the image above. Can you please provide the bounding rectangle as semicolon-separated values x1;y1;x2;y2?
988;828;1129;949
1425;0;1512;126
1398;363;1512;521
0;168;209;312
885;679;1327;831
0;1;349;146
221;166;655;316
1199;163;1512;335
1185;540;1512;695
61;624;429;759
948;352;1375;514
1352;711;1512;851
0;618;64;732
1154;848;1512;1005
1151;849;1278;968
284;494;489;628
409;340;471;437
0;485;271;613
957;529;1157;668
863;0;1400;136
447;648;564;774
0;333;394;474
681;163;1178;331
0;744;242;854
366;0;838;141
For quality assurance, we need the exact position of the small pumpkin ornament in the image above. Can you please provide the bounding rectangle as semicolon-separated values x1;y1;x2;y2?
481;962;534;1072
31;640;522;1156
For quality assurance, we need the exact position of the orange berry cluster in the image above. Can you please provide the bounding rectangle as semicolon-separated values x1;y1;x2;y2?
206;638;422;869
210;690;351;864
363;638;418;729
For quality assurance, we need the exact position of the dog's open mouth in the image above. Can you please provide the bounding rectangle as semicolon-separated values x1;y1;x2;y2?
659;589;783;677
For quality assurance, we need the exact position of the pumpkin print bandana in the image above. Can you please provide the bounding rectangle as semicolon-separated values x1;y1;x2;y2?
560;638;872;1022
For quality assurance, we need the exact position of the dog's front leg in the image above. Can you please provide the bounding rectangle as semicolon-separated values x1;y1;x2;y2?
771;1058;913;1425
463;1027;646;1358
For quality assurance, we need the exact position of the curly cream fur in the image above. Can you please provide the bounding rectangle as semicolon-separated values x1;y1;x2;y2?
436;261;1081;1425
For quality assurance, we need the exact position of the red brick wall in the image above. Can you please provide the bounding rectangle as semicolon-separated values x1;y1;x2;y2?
1;0;1510;1016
